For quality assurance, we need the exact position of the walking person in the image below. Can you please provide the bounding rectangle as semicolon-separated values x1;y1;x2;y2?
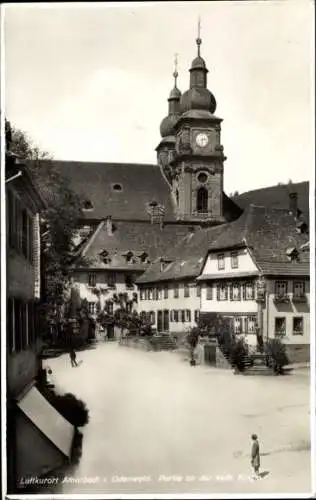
250;434;261;479
69;347;78;367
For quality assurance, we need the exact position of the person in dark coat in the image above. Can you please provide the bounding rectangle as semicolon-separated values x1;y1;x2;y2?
251;434;260;478
69;347;78;367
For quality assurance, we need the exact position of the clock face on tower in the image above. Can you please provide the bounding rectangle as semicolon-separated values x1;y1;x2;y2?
195;132;209;148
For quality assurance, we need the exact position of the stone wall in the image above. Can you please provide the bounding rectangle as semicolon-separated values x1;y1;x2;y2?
286;344;310;363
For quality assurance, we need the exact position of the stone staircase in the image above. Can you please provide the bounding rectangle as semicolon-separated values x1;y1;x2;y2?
149;333;177;351
242;353;274;376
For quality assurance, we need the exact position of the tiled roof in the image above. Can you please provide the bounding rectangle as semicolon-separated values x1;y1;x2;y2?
78;220;191;270
27;160;178;221
206;205;310;276
233;181;309;221
256;261;310;276
27;159;242;224
137;223;229;283
137;204;310;283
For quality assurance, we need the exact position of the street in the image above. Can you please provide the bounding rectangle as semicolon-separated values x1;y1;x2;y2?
43;342;310;495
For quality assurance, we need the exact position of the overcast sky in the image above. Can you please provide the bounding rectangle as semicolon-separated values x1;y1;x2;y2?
3;1;314;194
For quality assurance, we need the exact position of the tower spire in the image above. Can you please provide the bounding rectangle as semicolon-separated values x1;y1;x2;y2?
196;16;202;56
173;53;179;87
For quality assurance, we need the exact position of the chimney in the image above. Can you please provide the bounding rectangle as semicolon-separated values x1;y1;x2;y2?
106;216;113;236
289;192;298;216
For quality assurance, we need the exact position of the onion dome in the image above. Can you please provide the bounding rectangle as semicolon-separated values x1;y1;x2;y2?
160;113;180;138
180;87;216;114
159;57;182;138
190;55;207;70
179;22;217;114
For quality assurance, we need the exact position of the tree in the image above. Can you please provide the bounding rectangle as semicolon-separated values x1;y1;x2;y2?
264;338;289;374
9;123;87;339
98;292;152;339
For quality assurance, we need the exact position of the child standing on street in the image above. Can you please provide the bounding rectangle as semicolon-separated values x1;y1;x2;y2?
69;348;78;367
250;434;261;479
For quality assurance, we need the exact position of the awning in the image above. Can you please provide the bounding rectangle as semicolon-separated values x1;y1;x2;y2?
17;386;74;458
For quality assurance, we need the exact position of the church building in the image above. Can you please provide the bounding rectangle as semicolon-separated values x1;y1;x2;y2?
30;33;309;355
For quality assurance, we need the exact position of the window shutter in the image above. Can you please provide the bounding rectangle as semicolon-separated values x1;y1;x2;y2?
216;284;220;301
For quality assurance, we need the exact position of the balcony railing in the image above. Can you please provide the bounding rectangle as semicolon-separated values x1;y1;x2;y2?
292;293;307;303
273;294;290;304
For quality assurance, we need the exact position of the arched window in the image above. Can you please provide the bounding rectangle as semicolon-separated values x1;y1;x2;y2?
197;187;208;213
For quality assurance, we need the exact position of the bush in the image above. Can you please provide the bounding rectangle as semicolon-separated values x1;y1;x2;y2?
38;385;89;427
264;338;289;374
216;328;249;372
229;337;249;372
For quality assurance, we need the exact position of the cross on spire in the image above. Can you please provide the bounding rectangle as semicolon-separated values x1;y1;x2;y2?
196;15;202;56
173;53;179;86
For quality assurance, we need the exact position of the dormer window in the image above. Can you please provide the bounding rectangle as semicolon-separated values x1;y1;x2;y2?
160;258;172;272
147;200;165;224
83;200;94;211
139;252;149;264
112;183;123;192
125;251;134;264
99;249;111;264
296;220;308;234
286;247;299;262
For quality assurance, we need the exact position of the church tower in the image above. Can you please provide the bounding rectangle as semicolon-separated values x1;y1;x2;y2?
171;21;227;223
156;56;181;185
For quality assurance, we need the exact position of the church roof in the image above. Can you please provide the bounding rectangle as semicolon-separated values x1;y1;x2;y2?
28;159;242;223
28;160;178;222
137;203;309;283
